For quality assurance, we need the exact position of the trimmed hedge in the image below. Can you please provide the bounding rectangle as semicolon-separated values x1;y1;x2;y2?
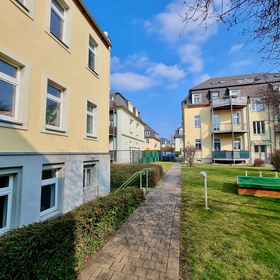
110;164;164;191
0;187;145;280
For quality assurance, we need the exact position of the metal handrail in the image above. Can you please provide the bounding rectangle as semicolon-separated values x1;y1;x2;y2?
115;168;151;194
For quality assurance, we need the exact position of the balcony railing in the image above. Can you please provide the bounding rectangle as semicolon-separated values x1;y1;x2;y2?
213;151;250;159
109;126;117;135
110;101;116;110
211;123;248;133
212;96;247;108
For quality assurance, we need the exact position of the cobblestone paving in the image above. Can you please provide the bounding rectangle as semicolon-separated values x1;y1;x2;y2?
79;161;181;280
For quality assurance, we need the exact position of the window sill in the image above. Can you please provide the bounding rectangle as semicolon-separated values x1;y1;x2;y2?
41;127;68;137
86;66;99;79
45;30;71;53
40;210;61;222
85;135;98;140
11;0;34;20
0;119;27;130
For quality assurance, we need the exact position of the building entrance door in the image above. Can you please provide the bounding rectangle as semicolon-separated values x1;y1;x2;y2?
254;145;266;162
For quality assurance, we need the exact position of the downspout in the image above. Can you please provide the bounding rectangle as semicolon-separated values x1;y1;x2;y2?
273;107;276;148
231;96;235;164
246;99;250;163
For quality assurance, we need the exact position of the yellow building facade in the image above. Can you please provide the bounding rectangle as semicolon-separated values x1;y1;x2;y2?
182;73;280;164
0;0;111;234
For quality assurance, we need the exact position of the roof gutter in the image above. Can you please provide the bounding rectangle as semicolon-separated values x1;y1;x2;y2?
75;0;112;48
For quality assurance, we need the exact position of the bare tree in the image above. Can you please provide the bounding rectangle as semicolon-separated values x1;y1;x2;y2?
162;145;175;153
181;0;280;67
183;145;196;167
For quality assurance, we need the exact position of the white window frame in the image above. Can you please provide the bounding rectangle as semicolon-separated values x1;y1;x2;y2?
214;138;221;151
136;123;139;135
232;113;239;125
0;46;31;130
0;175;13;235
234;138;242;150
41;73;69;135
50;0;66;41
46;0;73;51
83;165;93;190
145;131;150;136
195;139;202;151
11;0;35;19
109;118;114;126
179;129;183;135
0;60;20;122
212;92;219;99
146;139;149;144
192;93;201;104
130;120;133;133
86;101;95;137
229;89;240;97
253;120;266;135
194;115;201;128
45;84;63;130
87;33;100;76
252;98;264;112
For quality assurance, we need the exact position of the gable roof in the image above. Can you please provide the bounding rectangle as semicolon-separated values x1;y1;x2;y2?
144;124;159;139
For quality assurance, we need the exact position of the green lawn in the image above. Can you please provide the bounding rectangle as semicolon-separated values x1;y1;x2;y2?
180;165;280;280
151;161;173;173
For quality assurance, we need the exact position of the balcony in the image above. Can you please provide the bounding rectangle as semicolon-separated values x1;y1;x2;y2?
110;101;116;110
212;96;247;109
109;126;117;135
211;123;248;133
213;150;250;160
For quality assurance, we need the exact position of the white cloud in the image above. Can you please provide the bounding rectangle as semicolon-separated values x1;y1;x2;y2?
178;44;203;72
145;0;218;43
110;72;158;92
110;56;122;72
228;44;244;55
231;60;252;68
146;63;186;81
194;73;211;85
165;83;179;90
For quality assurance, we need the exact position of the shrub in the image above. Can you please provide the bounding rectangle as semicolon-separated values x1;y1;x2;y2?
0;187;145;280
253;158;266;167
175;151;181;157
183;145;196;167
110;164;164;191
270;149;280;171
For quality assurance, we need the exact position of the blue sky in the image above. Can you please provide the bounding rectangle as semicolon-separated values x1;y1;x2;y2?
84;0;272;140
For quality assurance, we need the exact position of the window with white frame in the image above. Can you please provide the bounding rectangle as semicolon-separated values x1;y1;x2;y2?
180;138;183;144
192;94;201;104
234;138;241;150
136;123;139;135
214;139;221;151
195;139;202;151
109;118;114;126
233;113;239;125
0;59;20;122
179;128;183;135
0;175;12;234
50;0;66;41
40;169;59;216
86;101;95;137
130;120;133;133
212;92;219;99
229;89;240;96
252;98;264;111
47;0;72;48
194;115;201;128
0;47;31;130
88;35;99;75
146;139;149;144
145;131;150;136
46;83;63;129
83;165;93;189
253;121;266;135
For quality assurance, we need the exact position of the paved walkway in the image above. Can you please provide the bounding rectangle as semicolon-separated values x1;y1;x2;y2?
79;161;181;280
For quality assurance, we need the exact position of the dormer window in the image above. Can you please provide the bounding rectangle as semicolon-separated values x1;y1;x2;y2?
212;92;219;99
192;93;201;104
229;89;240;97
179;129;183;135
